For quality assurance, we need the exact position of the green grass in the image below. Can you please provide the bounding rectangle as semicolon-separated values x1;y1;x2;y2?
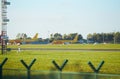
0;44;120;74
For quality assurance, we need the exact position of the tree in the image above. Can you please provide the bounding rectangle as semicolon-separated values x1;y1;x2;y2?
103;33;113;43
16;33;27;39
115;32;120;43
92;33;97;42
78;34;83;40
87;34;93;40
87;32;116;43
22;33;27;39
49;34;54;42
62;34;70;40
16;33;21;39
54;33;62;40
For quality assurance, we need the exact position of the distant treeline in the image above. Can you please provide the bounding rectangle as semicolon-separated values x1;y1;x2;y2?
87;32;120;43
14;32;120;44
50;32;120;43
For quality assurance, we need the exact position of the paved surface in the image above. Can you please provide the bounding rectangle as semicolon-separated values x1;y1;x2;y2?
9;48;120;52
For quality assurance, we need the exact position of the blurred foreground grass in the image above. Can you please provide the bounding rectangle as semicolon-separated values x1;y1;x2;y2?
0;51;120;74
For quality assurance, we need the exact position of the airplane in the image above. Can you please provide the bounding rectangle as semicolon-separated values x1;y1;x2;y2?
9;33;49;44
52;34;78;44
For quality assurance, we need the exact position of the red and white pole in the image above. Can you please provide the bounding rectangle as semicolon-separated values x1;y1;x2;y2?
1;0;10;54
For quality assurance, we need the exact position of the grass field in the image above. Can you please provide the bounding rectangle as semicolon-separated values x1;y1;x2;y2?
0;44;120;74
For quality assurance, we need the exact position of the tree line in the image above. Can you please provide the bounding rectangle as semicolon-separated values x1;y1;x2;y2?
15;32;120;44
50;32;120;43
87;32;120;43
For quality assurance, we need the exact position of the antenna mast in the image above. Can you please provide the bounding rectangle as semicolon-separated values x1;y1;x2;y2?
1;0;10;54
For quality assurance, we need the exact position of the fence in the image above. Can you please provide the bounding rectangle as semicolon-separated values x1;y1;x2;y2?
0;58;120;79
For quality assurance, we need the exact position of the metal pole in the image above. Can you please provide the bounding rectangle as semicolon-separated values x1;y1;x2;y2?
20;59;36;79
1;0;10;54
88;61;104;79
52;59;68;79
0;58;8;79
1;40;4;54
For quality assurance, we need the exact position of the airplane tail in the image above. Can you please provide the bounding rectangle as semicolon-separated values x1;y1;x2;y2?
73;34;78;42
33;33;38;39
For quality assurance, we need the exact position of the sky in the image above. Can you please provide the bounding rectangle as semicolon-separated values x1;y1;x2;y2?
1;0;120;39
